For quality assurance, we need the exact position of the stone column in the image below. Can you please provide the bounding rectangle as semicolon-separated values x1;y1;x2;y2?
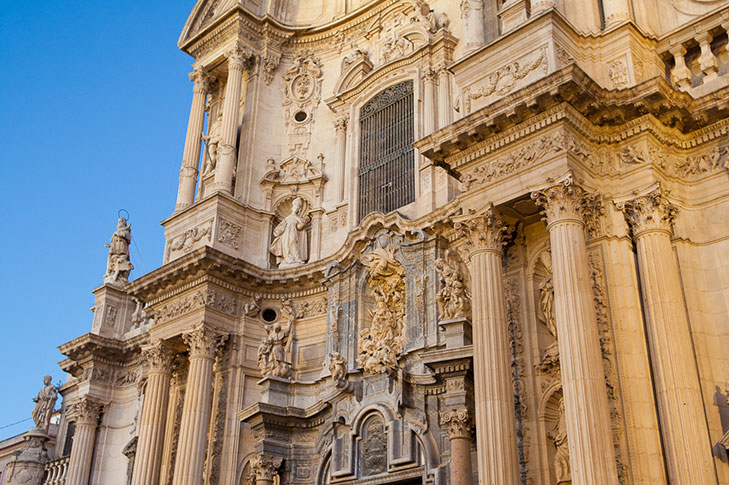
695;32;719;83
531;179;619;485
602;0;631;28
440;409;473;485
455;204;520;485
172;327;227;485
175;68;210;212
460;0;485;52
437;67;452;129
131;342;176;485
212;47;245;195
249;455;282;485
618;189;715;484
66;397;103;485
334;117;347;203
423;68;437;135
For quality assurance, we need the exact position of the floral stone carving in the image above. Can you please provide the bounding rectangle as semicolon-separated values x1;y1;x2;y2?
358;235;406;376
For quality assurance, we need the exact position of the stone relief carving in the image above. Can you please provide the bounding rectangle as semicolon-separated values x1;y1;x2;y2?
283;52;323;156
547;398;571;484
166;220;213;260
434;249;471;320
609;58;629;89
505;277;529;480
155;289;239;324
104;217;134;285
270;196;310;269
244;295;262;317
31;375;57;434
464;46;548;112
679;145;729;177
131;298;153;328
361;416;388;476
256;299;295;379
217;220;241;250
555;44;574;68
358;234;406;376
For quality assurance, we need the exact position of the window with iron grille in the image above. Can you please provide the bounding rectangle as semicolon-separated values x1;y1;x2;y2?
358;80;414;222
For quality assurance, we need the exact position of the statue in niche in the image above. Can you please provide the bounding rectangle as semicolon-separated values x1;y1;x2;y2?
538;250;560;374
269;197;310;268
435;250;471;320
31;376;57;433
548;398;571;484
104;217;134;285
202;111;222;175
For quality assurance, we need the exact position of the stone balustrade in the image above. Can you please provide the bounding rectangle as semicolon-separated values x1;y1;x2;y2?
43;456;69;485
658;6;729;93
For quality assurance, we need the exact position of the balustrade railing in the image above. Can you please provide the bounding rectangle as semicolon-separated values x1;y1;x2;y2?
658;7;729;92
43;455;69;485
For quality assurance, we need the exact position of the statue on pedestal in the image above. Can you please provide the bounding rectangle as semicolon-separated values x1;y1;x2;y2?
269;197;309;268
31;375;57;434
104;217;134;285
202;111;223;175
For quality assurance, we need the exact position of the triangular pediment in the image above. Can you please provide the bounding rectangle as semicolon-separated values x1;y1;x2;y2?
178;0;240;47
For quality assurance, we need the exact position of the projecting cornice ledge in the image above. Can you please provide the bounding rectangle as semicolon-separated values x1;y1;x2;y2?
415;65;729;165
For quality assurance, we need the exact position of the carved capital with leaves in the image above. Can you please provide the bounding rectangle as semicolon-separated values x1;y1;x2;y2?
249;454;283;481
440;408;473;440
454;203;509;258
616;188;678;238
141;341;176;374
68;396;103;426
189;67;211;94
333;116;348;132
531;177;600;230
182;326;228;359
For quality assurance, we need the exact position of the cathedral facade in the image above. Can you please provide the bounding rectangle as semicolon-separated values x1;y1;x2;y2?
23;0;729;484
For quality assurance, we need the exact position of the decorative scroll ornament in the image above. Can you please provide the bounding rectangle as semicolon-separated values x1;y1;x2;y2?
468;46;547;101
439;408;473;439
434;249;471;320
358;234;406;376
616;188;679;237
454;203;509;257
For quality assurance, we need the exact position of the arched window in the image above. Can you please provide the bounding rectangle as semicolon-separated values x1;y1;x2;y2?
358;81;415;221
360;414;387;476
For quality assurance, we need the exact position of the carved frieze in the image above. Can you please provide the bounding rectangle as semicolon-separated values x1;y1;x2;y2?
166;220;213;260
155;289;240;324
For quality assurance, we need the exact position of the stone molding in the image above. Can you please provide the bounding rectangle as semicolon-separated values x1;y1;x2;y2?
616;188;679;238
440;408;473;440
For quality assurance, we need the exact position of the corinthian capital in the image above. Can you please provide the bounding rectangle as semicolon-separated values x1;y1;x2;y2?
333;116;348;132
189;68;211;93
616;188;678;238
531;176;599;229
225;43;248;69
460;0;484;16
182;326;228;359
454;204;509;257
249;454;283;481
141;341;176;374
68;396;103;426
440;408;473;440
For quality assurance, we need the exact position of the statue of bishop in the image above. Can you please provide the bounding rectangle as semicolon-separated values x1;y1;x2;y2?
104;217;134;285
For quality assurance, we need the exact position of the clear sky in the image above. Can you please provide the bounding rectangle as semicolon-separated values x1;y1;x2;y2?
0;1;196;440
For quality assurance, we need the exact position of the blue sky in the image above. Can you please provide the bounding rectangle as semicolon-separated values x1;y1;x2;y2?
0;1;196;440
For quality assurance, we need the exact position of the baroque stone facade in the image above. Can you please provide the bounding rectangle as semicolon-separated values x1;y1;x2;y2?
15;1;729;484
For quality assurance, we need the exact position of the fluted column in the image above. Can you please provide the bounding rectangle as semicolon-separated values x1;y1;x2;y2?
334;117;347;203
440;409;474;485
460;0;485;52
66;397;103;485
437;67;452;129
212;47;245;195
175;68;210;211
131;342;176;485
455;204;519;485
172;327;227;485
423;68;437;135
618;189;715;484
602;0;631;28
249;455;282;485
532;179;619;485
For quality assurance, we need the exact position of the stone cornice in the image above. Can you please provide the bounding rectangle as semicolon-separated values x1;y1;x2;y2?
238;401;330;430
415;65;729;166
58;332;146;367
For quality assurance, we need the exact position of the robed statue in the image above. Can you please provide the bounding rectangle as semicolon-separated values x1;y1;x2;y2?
269;197;309;268
104;217;134;284
31;376;57;434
